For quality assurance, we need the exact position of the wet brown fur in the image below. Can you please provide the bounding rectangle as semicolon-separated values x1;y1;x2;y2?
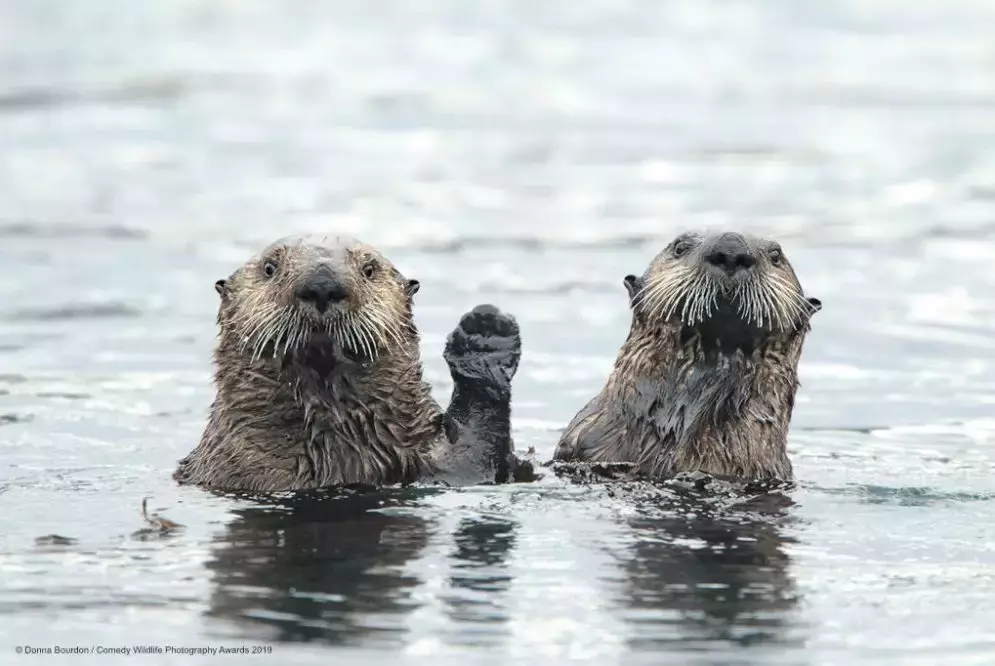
175;235;522;492
554;231;820;482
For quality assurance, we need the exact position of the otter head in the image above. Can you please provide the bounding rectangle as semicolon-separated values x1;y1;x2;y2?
213;235;420;362
625;231;820;354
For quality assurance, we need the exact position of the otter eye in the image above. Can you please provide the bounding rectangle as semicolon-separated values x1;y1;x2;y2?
263;261;277;278
673;240;692;257
362;261;377;279
769;247;783;266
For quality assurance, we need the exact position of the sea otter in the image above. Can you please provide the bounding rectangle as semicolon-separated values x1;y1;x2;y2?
174;235;532;492
553;231;821;482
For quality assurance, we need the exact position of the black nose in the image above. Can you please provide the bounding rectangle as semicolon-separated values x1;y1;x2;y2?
296;272;350;313
704;233;756;276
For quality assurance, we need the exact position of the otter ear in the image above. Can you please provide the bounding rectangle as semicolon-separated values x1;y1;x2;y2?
623;274;643;302
214;279;228;299
807;297;822;313
405;279;420;298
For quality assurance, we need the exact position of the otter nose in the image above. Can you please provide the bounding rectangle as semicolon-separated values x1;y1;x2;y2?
296;273;349;313
704;233;756;276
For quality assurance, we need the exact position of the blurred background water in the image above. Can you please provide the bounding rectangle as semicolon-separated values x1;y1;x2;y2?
2;1;995;664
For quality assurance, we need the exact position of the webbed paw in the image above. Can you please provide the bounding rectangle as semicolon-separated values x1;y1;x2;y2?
444;304;521;393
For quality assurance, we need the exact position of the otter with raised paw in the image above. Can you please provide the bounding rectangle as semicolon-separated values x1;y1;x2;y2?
175;235;532;492
553;231;821;483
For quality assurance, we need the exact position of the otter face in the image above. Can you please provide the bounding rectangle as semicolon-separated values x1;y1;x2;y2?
215;235;419;361
626;231;820;346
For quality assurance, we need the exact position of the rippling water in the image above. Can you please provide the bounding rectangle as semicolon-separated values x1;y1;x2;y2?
2;1;995;664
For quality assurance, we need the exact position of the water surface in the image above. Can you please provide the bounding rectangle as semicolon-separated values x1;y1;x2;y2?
2;1;995;664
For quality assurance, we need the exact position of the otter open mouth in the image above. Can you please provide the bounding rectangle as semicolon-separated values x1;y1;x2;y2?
679;296;772;355
287;309;398;362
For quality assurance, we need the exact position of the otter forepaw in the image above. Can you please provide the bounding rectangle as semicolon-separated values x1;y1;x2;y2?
444;304;521;392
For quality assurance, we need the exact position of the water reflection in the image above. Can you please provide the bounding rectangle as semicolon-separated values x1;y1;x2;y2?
203;488;522;650
204;487;439;648
443;516;517;647
617;487;801;651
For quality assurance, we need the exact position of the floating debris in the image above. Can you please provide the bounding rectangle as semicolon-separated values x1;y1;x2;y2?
132;498;184;539
141;497;182;530
545;460;642;485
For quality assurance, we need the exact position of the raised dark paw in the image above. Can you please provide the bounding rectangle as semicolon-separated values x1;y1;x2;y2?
444;304;521;391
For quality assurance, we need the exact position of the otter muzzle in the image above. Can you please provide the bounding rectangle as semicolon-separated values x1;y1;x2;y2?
703;232;756;278
296;270;350;314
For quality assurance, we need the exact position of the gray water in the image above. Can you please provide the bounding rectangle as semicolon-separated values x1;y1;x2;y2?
2;1;995;664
